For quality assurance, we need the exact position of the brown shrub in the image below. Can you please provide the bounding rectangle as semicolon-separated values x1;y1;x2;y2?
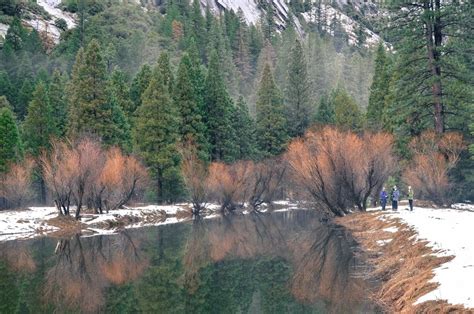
207;161;252;212
286;127;396;216
403;131;465;205
41;138;148;218
0;158;35;209
97;148;148;213
245;158;287;210
180;141;209;214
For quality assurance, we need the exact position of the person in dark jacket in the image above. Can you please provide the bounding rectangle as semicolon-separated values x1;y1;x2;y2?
380;187;388;211
391;186;400;211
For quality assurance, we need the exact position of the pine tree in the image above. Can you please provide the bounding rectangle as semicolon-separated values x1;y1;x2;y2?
3;17;28;51
204;51;238;162
174;54;209;161
130;64;152;114
233;96;258;160
109;68;134;119
366;43;391;131
156;52;174;93
48;70;68;137
0;104;22;173
285;39;312;138
22;81;55;156
255;64;288;156
134;65;183;203
386;0;473;134
333;88;364;131
16;79;34;120
314;92;335;125
67;39;129;148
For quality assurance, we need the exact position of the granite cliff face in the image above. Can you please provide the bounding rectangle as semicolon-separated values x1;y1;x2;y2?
1;0;384;48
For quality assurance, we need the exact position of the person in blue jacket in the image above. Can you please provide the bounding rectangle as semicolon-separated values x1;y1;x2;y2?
391;186;400;211
380;187;388;211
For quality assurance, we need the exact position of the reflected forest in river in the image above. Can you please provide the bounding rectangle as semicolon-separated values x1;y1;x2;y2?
0;211;380;313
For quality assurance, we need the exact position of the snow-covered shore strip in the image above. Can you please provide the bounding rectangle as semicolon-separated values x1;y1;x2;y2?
0;200;299;242
376;206;474;308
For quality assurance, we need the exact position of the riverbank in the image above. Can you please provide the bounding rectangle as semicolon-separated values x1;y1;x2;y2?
0;201;300;242
338;205;474;313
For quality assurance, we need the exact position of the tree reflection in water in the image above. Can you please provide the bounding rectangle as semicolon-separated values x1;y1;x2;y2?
43;232;148;313
183;211;372;313
0;210;377;313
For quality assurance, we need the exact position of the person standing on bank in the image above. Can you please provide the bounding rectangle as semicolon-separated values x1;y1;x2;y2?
380;187;388;211
408;186;414;211
392;186;400;211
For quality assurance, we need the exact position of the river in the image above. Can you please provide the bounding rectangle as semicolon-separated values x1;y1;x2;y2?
0;210;381;313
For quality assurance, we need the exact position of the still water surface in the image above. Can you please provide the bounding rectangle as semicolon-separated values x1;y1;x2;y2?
0;210;379;313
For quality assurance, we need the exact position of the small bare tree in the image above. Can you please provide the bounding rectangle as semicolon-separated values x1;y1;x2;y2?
180;141;209;214
0;158;35;209
403;131;465;205
207;161;252;213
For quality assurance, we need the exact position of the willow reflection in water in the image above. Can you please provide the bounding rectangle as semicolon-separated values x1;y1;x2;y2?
0;210;378;313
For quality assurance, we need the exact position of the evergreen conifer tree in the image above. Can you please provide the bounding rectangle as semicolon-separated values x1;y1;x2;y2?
285;39;312;137
134;63;183;203
22;81;55;156
130;64;152;114
0;104;22;173
109;68;134;119
314;92;335;125
255;64;288;156
174;54;209;161
233;96;258;160
204;51;238;162
48;70;68;137
67;39;129;148
333;88;364;131
366;43;390;131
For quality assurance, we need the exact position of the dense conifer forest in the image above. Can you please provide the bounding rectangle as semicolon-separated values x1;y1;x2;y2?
0;0;472;213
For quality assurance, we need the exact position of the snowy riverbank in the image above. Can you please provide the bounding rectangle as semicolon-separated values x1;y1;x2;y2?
373;204;474;308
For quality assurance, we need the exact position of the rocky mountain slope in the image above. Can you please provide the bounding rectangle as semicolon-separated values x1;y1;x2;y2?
1;0;383;48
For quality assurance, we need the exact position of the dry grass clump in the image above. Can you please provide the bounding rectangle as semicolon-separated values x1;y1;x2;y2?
337;212;472;313
46;215;86;237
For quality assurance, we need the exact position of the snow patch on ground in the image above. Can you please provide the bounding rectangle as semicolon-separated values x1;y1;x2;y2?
0;207;58;242
379;206;474;308
0;201;300;242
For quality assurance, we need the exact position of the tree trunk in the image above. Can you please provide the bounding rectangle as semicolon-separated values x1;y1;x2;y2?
425;0;445;134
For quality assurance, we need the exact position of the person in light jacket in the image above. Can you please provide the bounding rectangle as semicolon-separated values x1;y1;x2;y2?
380;187;388;211
407;186;414;211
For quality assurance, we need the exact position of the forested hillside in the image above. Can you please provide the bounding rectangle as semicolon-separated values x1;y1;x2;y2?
0;0;472;211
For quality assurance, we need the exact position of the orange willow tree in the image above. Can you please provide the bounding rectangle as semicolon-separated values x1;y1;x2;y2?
286;127;396;216
0;158;35;209
403;131;464;205
41;138;148;219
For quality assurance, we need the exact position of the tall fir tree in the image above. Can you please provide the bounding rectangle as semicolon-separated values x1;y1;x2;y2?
366;43;391;131
67;39;129;148
48;69;68;137
0;103;22;173
156;52;174;93
333;88;364;132
22;81;56;204
255;64;288;156
130;64;152;114
174;54;209;161
134;63;183;203
22;81;56;156
314;92;335;125
233;96;259;160
204;51;238;162
109;68;134;120
285;39;312;138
